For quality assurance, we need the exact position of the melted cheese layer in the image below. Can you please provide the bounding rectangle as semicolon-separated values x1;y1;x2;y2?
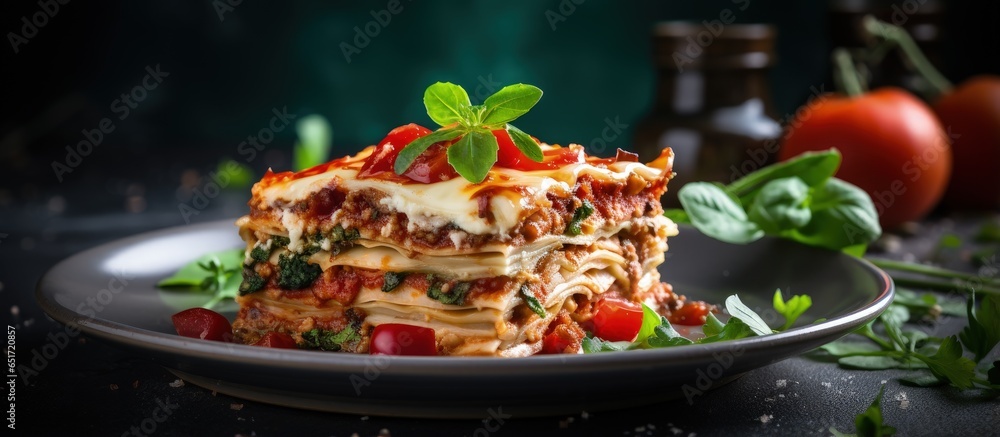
254;145;673;236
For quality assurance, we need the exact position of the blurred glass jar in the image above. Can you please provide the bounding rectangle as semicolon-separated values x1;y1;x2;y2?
634;22;782;207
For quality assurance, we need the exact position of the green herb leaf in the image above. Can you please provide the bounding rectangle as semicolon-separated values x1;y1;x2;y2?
747;177;812;234
277;253;322;290
899;374;947;387
959;291;1000;362
790;178;881;251
880;304;911;330
505;124;543;162
975;221;1000;243
701;312;726;337
725;295;773;336
158;249;245;288
238;266;265;296
566;200;595;236
772;289;813;330
393;127;464;174
447;128;498;183
382;272;407;292
634;303;664;346
519;285;547;318
854;385;896;437
217;159;254;189
838;355;904;370
647;321;695;348
917;335;976;389
678;182;764;244
294;114;332;171
581;335;629;354
423;82;472;126
481;84;543;125
301;327;359;351
819;340;882;356
427;281;470;306
727;149;841;204
698;316;755;343
663;208;691;224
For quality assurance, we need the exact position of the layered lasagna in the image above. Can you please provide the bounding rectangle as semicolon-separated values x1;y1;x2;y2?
233;141;683;356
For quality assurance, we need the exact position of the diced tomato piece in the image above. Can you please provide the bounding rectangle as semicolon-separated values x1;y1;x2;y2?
171;308;233;342
591;298;644;342
369;324;437;356
358;123;432;178
252;332;298;349
400;141;459;183
668;301;712;326
541;331;574;354
493;129;537;169
493;129;584;171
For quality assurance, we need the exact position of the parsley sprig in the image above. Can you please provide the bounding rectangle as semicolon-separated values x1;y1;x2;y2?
816;290;1000;390
394;82;545;183
830;385;896;437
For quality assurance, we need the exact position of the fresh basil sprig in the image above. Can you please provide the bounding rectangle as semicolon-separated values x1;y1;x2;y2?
394;82;544;183
665;149;882;255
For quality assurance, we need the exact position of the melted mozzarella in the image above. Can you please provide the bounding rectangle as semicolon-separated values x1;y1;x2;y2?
255;145;672;236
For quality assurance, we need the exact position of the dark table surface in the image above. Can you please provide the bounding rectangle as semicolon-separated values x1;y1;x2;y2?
3;187;999;437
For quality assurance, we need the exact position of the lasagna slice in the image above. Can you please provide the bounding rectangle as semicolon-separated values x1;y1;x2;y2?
233;142;683;356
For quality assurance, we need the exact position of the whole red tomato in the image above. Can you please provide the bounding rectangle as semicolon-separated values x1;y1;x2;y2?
779;88;951;229
934;76;1000;210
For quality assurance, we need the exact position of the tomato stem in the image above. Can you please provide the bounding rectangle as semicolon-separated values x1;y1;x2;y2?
861;15;953;100
832;48;866;97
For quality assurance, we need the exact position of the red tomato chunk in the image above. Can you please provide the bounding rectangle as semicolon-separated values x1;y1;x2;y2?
591;298;643;342
253;332;298;349
171;308;233;342
369;324;437;356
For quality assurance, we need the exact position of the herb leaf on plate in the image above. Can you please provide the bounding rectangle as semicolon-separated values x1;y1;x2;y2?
157;248;244;310
773;289;813;330
725;295;773;336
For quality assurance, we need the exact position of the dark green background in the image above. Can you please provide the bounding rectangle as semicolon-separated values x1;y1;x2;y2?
3;0;997;187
